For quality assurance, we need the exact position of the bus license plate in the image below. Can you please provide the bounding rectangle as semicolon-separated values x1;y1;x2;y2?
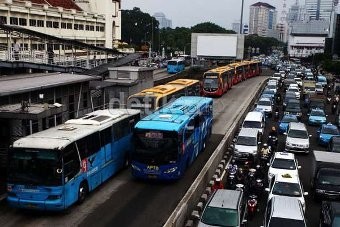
148;175;157;179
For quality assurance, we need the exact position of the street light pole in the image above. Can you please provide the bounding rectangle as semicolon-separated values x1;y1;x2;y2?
240;0;244;34
151;17;154;53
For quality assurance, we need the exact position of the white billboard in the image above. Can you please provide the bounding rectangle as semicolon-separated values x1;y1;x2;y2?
197;35;238;57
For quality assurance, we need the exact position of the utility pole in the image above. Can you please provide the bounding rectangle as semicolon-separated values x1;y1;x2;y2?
240;0;244;34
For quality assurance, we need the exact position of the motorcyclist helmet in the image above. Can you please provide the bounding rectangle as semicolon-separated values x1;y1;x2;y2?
263;143;268;147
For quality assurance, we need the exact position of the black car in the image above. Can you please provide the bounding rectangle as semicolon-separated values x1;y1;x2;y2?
320;201;340;227
328;136;340;153
284;99;302;120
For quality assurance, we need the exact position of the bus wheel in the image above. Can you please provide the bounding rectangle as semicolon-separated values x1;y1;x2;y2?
78;182;88;204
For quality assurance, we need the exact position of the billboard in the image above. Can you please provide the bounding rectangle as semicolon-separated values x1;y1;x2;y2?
191;33;244;59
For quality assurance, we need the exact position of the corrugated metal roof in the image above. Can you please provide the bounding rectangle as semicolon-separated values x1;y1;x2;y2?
290;20;329;35
251;2;275;9
28;0;83;11
0;73;98;97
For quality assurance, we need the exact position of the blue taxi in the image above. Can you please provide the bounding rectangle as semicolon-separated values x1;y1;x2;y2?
279;114;298;134
317;123;340;146
308;108;327;126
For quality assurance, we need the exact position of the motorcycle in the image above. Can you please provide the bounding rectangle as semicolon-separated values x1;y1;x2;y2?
267;135;278;152
226;174;236;189
254;178;265;198
247;194;258;220
274;111;279;121
327;95;332;104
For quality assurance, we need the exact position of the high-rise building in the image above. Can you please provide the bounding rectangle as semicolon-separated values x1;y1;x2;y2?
153;12;172;29
288;3;309;23
232;21;241;34
249;2;277;37
305;0;338;20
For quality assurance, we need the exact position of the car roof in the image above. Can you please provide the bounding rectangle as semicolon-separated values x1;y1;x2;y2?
289;122;306;130
208;189;242;209
259;97;271;102
271;196;304;220
274;152;295;160
322;123;337;130
282;114;298;120
275;173;300;183
239;128;259;137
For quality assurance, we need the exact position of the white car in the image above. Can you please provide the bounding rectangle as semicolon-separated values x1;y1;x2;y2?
256;97;273;117
268;152;301;183
287;85;300;99
285;122;310;153
279;71;286;79
266;173;308;212
315;82;324;94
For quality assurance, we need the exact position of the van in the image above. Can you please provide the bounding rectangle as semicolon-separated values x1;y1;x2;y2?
197;189;247;227
233;128;261;162
284;122;310;153
263;196;307;227
242;111;265;135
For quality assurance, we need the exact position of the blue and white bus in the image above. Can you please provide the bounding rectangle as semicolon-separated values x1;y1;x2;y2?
131;96;213;180
7;109;140;211
167;58;185;74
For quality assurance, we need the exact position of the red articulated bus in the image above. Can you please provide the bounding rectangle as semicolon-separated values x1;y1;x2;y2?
202;66;234;97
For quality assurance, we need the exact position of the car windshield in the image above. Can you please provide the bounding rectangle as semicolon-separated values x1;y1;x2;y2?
204;78;219;89
8;148;62;186
258;100;271;106
243;121;261;129
263;89;275;95
322;127;339;135
316;84;323;89
272;158;296;170
268;217;306;227
311;110;325;117
318;169;340;186
272;182;302;197
288;129;308;139
287;102;300;109
237;136;257;146
282;116;298;123
289;88;299;92
267;85;276;89
201;206;239;226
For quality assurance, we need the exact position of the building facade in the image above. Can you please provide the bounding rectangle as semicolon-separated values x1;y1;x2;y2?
305;0;337;20
0;0;121;49
249;2;277;37
153;12;172;29
232;21;240;34
288;20;329;58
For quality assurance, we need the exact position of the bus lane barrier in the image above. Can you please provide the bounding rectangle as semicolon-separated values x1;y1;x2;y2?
164;77;268;227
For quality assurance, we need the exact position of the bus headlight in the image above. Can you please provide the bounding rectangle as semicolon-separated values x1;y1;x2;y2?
164;167;177;174
131;164;141;171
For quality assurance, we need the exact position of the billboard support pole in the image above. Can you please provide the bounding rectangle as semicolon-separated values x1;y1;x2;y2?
240;0;244;34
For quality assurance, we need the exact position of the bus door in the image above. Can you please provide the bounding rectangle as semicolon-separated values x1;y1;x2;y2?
100;127;114;181
193;115;201;157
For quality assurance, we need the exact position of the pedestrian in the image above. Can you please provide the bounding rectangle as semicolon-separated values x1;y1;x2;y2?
13;39;19;60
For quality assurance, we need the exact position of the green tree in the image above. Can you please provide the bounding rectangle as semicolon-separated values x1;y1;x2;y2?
244;35;284;55
191;22;236;34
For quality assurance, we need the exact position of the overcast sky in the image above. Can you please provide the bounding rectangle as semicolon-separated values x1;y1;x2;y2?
122;0;299;29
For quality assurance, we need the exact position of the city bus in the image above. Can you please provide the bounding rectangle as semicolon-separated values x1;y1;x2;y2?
248;60;262;77
228;62;246;84
7;109;140;211
127;79;200;117
167;58;185;74
131;96;213;180
202;66;234;96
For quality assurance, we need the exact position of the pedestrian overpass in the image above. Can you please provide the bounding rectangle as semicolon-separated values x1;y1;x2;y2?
0;24;141;74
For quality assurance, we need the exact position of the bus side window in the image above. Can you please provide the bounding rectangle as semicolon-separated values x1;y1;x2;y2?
77;132;100;159
128;117;135;132
63;143;80;180
185;119;195;140
113;122;123;140
100;127;112;146
194;115;200;128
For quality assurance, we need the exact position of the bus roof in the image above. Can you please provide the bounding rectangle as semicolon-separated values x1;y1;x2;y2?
167;79;199;86
205;66;232;74
12;109;140;150
135;96;212;132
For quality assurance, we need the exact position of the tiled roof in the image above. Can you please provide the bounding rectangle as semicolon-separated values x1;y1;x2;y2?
251;2;275;9
28;0;83;11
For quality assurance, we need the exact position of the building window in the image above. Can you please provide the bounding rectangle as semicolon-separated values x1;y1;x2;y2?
31;44;38;50
86;25;89;31
10;17;18;25
96;26;100;31
100;26;104;32
74;24;79;30
37;20;44;27
46;21;52;28
29;19;36;27
61;22;66;29
0;16;7;24
67;23;72;29
79;24;84;30
19;18;27;26
53;21;59;28
89;25;94;31
53;44;59;50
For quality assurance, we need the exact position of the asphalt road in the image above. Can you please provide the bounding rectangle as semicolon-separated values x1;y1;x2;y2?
0;76;268;227
247;81;334;227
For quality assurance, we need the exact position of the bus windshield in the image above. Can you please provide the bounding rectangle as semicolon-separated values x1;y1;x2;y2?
134;130;178;164
8;148;62;186
203;73;219;89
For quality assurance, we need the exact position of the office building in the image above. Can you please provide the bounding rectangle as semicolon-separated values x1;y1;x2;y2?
249;2;277;37
153;12;172;29
305;0;338;20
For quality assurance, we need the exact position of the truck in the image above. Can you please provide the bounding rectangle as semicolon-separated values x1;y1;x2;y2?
311;150;340;201
302;80;316;96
